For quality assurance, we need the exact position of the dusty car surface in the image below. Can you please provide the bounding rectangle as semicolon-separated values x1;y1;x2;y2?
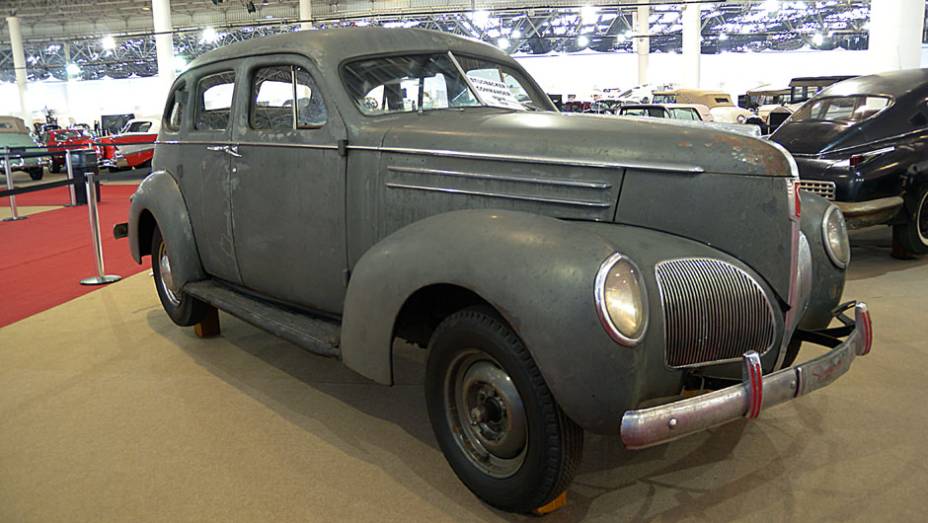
771;69;928;258
125;28;872;513
0;116;48;181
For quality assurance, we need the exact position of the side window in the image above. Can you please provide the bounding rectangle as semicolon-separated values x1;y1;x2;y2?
164;82;186;132
251;65;327;130
196;71;235;131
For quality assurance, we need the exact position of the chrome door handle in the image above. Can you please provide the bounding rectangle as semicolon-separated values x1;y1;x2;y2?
226;145;242;158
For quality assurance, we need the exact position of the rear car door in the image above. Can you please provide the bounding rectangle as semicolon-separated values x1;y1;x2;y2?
229;55;348;313
175;65;242;284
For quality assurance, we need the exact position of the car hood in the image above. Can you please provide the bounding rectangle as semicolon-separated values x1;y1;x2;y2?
770;121;859;155
380;109;793;177
0;132;40;148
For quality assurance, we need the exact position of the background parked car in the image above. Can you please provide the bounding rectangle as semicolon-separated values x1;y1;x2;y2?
45;128;94;173
618;103;762;137
0;116;48;181
767;75;857;131
96;117;160;170
652;88;754;124
771;68;928;258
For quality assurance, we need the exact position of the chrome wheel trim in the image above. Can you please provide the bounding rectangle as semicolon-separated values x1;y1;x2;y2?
444;350;528;479
917;190;928;246
157;241;182;306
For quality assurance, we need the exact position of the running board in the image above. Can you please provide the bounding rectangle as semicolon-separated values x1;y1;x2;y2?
184;280;341;359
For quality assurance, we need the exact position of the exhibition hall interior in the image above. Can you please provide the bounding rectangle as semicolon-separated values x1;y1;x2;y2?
1;0;926;520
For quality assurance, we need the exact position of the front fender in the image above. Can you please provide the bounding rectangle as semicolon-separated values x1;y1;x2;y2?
340;209;777;434
798;192;846;330
128;170;205;288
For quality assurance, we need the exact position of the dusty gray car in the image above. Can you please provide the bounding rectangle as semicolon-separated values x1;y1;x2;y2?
124;28;872;513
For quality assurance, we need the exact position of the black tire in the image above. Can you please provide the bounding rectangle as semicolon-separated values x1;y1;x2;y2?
892;184;928;258
151;227;208;326
425;307;583;513
27;168;43;181
50;162;61;174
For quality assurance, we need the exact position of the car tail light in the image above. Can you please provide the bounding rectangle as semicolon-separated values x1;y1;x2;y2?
848;146;895;172
849;154;865;168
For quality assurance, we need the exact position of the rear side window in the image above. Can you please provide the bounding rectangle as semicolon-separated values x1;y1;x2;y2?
195;71;235;131
251;65;327;129
164;82;186;132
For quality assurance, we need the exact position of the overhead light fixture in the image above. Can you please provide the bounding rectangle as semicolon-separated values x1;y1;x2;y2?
580;5;598;25
174;56;188;72
471;10;490;29
577;35;590;48
616;34;627;43
719;32;729;41
761;0;779;14
66;63;81;76
201;26;219;43
510;29;521;39
812;32;824;45
497;38;510;50
101;35;116;50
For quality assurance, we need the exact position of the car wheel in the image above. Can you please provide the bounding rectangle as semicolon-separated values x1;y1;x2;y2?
891;185;928;258
27;168;44;181
425;307;583;513
151;227;208;326
50;162;61;174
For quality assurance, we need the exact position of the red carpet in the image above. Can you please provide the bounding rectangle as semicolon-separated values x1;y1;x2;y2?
2;186;74;206
0;184;149;327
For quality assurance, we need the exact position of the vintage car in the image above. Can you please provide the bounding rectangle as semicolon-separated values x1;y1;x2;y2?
45;127;94;173
652;88;754;124
771;68;928;258
0;116;48;181
617;103;762;137
96;117;160;170
767;76;857;131
123;28;872;513
609;82;677;104
741;87;790;131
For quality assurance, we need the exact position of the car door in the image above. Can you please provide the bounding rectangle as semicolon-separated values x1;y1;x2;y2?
229;55;348;314
176;65;242;285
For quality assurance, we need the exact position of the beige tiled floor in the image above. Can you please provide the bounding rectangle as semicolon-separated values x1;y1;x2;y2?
0;227;925;522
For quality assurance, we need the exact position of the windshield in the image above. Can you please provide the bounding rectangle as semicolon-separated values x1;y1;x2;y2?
790;95;892;124
342;52;546;115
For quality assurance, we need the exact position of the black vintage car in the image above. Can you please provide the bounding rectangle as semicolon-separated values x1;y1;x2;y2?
771;68;928;257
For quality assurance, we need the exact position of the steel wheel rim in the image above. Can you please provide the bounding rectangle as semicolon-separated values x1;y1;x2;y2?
157;241;181;306
917;190;928;246
443;350;528;479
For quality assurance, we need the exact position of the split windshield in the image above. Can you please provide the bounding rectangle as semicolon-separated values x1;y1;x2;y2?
790;95;892;124
342;52;547;115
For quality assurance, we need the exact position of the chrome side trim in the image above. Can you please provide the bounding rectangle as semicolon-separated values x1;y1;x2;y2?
352;144;704;174
156;139;338;151
386;165;612;189
620;303;871;450
384;182;612;208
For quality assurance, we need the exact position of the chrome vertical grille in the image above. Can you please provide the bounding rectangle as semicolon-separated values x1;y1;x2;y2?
656;258;777;368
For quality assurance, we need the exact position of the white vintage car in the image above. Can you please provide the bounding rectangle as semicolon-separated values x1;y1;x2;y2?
652;88;754;124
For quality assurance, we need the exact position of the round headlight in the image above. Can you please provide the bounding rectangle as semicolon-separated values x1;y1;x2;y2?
595;253;648;346
823;205;850;269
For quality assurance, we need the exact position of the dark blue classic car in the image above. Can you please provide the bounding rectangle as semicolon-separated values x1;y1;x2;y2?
771;69;928;257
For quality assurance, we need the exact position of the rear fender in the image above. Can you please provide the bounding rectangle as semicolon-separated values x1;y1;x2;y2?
128;170;205;288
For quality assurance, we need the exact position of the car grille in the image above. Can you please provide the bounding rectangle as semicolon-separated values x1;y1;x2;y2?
798;180;836;201
656;258;777;368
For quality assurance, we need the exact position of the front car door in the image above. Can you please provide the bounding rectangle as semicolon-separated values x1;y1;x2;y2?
229;54;348;314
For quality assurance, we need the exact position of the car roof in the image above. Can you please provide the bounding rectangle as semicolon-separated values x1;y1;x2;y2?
789;75;856;87
0;116;28;133
819;68;928;99
187;27;517;72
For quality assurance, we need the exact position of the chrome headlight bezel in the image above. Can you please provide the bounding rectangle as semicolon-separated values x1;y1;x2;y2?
594;252;649;347
822;205;850;269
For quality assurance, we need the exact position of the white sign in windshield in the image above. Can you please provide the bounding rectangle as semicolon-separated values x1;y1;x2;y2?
467;74;525;111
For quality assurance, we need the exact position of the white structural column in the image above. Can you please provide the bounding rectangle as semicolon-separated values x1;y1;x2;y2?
6;16;29;122
299;0;313;31
151;0;175;97
681;4;701;87
869;0;925;71
635;3;650;86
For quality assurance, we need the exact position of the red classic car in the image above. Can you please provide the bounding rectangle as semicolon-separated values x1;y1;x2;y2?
96;117;160;170
45;128;94;173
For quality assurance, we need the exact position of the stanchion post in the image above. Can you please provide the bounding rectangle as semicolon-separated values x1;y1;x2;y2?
79;168;121;286
2;146;27;222
65;150;77;206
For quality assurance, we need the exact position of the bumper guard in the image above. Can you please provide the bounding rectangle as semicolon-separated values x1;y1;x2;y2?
620;302;872;449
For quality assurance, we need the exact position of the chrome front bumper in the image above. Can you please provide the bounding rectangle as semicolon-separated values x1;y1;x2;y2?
620;302;872;450
835;196;904;229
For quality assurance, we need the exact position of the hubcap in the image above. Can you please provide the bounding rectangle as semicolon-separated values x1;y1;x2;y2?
917;191;928;246
157;241;181;306
444;350;527;478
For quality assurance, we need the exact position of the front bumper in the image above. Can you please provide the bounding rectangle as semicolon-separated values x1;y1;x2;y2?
834;196;904;229
620;302;872;449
